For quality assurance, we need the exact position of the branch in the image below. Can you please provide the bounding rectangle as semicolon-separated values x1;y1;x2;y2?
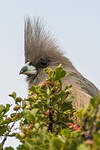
0;122;15;149
48;111;54;133
1;136;7;150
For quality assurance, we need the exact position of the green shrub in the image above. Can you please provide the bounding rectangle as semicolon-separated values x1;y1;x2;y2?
0;65;100;150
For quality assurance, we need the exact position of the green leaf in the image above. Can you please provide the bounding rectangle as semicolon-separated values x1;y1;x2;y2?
9;92;16;99
52;137;62;150
1;118;11;125
0;105;5;114
61;102;72;111
61;98;73;111
0;125;8;135
54;65;67;80
90;98;96;107
45;67;53;75
5;147;14;150
10;113;16;118
22;100;26;108
13;105;20;111
17;144;26;150
16;97;22;102
31;108;38;114
77;144;91;150
61;129;71;137
94;133;100;146
5;104;10;113
60;91;69;100
29;86;36;93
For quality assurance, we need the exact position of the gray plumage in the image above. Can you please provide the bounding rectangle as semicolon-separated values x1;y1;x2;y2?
20;18;99;109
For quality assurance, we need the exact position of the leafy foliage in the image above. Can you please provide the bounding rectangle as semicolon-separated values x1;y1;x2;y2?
0;65;100;150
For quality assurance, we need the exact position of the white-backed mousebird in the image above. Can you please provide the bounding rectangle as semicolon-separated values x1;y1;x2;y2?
20;18;99;109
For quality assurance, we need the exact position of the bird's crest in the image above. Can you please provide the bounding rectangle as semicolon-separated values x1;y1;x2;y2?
24;18;61;65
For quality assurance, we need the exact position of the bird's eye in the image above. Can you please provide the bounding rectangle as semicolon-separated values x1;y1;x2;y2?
39;58;50;68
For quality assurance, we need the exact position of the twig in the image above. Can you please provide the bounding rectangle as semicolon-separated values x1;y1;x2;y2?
48;111;54;133
1;136;7;150
82;116;88;131
1;122;15;149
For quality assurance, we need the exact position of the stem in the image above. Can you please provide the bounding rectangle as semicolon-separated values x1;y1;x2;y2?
1;136;7;150
48;111;53;133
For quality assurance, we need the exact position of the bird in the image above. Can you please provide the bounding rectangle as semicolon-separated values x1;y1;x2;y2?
19;18;99;109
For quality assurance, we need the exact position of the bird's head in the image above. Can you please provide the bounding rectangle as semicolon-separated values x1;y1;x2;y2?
19;18;75;86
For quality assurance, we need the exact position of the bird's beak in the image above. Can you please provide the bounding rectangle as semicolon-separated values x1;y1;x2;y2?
19;63;37;76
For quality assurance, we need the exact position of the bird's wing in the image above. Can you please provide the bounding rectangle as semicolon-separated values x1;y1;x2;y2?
69;72;99;97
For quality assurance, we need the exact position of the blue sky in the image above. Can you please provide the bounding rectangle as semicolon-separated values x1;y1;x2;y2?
0;0;100;148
